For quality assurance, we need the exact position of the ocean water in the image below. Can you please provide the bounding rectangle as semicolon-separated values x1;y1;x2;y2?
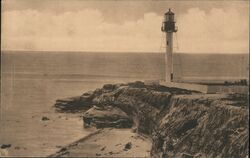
0;51;249;156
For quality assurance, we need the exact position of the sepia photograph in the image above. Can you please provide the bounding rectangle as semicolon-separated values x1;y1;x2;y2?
0;0;249;157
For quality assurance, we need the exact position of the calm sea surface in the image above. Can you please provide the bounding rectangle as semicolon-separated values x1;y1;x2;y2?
0;51;248;156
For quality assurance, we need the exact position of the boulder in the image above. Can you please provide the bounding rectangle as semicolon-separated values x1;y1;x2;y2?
124;142;132;150
1;144;11;149
41;116;50;121
83;106;133;129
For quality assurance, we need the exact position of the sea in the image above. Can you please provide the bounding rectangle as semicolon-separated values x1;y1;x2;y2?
0;51;249;156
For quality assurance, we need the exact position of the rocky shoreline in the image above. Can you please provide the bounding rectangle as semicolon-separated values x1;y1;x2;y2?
53;81;249;157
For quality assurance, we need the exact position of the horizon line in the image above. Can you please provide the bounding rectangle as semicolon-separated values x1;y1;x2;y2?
1;49;249;55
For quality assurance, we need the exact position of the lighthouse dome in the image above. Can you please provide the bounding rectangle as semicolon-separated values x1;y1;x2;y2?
164;8;175;22
165;8;174;15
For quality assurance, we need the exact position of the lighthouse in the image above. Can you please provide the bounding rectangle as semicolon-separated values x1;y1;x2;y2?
161;9;177;82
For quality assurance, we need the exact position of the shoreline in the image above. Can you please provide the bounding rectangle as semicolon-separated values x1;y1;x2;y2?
49;128;152;157
48;129;102;157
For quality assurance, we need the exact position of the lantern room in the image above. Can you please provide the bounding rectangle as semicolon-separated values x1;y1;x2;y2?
161;8;177;32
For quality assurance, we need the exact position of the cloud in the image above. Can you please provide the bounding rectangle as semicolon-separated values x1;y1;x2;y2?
2;7;249;53
177;7;249;53
2;9;162;52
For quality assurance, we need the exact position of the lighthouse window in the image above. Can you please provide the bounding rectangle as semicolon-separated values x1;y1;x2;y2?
167;41;169;45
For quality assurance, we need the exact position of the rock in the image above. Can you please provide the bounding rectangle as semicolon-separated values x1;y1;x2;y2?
41;116;50;121
194;153;203;158
128;81;145;88
96;153;101;156
1;144;11;149
124;142;132;150
14;146;20;150
108;151;113;155
55;96;92;113
83;106;133;129
80;91;95;102
92;93;116;105
102;84;116;91
131;127;137;133
151;94;249;158
100;146;106;151
182;153;194;158
60;147;67;152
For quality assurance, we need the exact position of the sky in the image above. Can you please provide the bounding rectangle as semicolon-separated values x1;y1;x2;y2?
1;0;249;53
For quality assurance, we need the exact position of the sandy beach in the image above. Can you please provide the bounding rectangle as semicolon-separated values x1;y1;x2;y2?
50;128;152;157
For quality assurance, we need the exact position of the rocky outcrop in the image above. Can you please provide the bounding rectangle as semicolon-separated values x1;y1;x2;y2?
83;105;133;129
151;94;249;158
54;81;249;157
54;91;95;112
85;81;199;134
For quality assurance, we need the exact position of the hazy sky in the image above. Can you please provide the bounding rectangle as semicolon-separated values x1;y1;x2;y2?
1;0;249;53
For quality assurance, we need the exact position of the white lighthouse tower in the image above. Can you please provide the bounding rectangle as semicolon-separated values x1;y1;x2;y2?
161;9;177;82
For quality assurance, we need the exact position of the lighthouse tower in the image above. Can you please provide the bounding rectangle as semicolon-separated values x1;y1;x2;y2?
161;9;177;82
